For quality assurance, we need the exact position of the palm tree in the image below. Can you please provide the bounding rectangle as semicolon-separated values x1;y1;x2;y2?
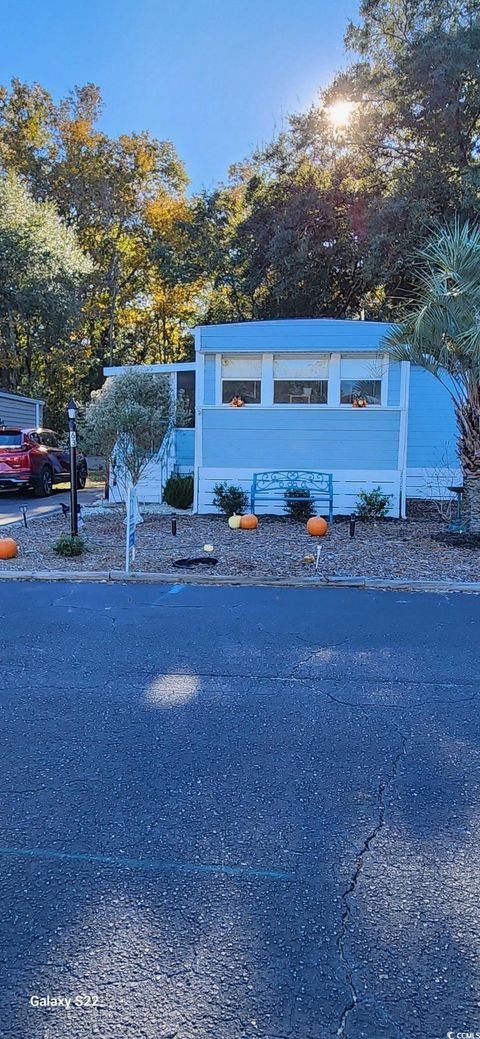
384;221;480;532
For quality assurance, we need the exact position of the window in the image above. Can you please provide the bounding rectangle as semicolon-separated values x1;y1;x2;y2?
177;370;195;427
340;380;382;405
0;432;22;447
340;357;383;405
39;431;60;448
273;354;328;404
221;355;262;404
222;380;261;404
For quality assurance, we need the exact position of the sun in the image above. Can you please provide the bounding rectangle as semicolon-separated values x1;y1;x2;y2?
327;100;355;128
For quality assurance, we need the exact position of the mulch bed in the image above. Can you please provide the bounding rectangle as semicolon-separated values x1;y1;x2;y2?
0;507;479;582
432;531;480;550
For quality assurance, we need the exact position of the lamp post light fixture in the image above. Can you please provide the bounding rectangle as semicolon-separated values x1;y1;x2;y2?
67;398;78;537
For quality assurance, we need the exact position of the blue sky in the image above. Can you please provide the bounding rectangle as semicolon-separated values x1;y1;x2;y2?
0;0;359;190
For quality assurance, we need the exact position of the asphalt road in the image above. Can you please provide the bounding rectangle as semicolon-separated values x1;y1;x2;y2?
0;583;479;1039
0;486;102;527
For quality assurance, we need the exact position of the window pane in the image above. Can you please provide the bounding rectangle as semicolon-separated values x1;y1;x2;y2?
221;355;262;379
177;370;195;427
222;380;261;404
341;356;384;379
40;431;58;447
340;380;382;405
274;380;327;404
0;432;22;447
273;354;329;379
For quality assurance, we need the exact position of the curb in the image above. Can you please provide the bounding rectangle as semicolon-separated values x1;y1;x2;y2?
0;569;478;593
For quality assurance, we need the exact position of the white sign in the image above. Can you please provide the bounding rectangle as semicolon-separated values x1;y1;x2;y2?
125;486;137;573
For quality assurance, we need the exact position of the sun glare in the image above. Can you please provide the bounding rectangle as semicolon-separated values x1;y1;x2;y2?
327;100;355;128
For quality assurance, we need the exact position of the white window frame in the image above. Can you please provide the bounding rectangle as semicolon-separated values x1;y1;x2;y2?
272;352;330;406
339;353;389;408
219;353;263;405
213;351;390;407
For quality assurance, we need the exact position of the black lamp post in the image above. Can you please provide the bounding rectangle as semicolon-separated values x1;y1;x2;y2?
67;399;78;537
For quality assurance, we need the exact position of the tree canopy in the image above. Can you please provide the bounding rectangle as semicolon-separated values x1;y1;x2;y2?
0;173;92;409
1;0;479;420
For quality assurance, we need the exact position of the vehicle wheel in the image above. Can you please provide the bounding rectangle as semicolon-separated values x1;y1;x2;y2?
77;466;87;490
34;466;53;498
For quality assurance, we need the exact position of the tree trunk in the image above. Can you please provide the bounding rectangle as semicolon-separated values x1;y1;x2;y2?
107;252;119;367
456;398;480;532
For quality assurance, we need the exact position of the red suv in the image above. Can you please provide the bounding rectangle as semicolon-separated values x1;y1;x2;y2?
0;428;88;497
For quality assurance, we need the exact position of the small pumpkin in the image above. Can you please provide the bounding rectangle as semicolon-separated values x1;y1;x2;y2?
0;537;17;559
228;514;242;529
306;516;328;537
240;514;258;530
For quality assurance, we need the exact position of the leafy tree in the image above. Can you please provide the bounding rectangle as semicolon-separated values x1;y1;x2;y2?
385;222;480;531
195;0;480;322
0;80;199;405
326;0;480;304
0;173;91;396
82;370;189;492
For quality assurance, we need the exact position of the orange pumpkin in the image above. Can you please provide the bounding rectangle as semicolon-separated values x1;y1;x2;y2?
0;537;17;559
240;514;258;530
306;516;328;537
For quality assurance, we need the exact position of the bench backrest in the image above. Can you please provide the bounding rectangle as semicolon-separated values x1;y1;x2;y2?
252;470;333;496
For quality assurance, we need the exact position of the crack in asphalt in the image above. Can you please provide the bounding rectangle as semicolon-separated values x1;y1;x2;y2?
335;723;407;1039
320;687;480;709
288;638;355;680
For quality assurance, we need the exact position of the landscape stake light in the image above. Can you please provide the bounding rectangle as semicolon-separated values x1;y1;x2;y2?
350;513;356;538
67;398;78;537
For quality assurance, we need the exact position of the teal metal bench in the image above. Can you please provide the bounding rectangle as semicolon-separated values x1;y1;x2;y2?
251;470;334;522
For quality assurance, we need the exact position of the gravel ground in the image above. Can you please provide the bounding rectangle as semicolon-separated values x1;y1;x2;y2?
1;508;479;580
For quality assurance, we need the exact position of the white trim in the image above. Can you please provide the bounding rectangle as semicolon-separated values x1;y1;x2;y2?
261;353;274;406
103;362;196;377
398;361;410;518
193;338;204;513
215;353;222;405
381;354;389;408
202;404;402;412
327;353;340;406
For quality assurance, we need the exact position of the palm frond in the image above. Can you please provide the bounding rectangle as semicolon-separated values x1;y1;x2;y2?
383;220;480;401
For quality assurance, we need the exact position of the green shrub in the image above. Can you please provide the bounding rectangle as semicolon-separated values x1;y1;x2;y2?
356;486;393;520
213;482;249;518
284;487;315;521
163;473;194;510
53;534;86;557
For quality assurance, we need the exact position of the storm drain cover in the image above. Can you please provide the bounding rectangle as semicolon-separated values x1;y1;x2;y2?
172;557;218;568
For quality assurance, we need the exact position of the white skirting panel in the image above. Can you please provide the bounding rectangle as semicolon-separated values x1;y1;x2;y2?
108;462;193;505
406;467;462;500
196;467;401;517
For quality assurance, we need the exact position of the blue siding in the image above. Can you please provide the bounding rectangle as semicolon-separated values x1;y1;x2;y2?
175;429;194;468
203;355;216;404
198;318;392;353
202;408;400;470
407;367;457;468
387;361;401;407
